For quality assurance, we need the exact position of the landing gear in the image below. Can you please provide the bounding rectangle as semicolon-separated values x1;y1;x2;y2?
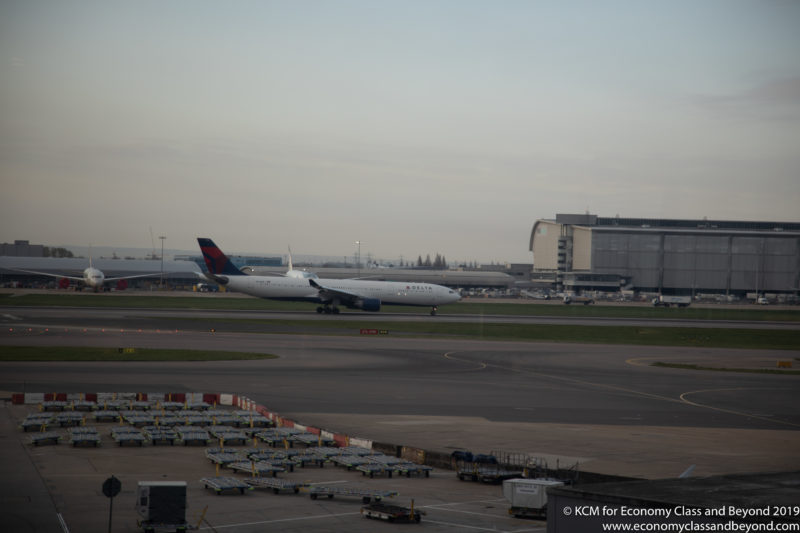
316;305;340;314
430;306;438;316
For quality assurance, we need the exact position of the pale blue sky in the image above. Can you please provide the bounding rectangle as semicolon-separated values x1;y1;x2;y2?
1;1;798;263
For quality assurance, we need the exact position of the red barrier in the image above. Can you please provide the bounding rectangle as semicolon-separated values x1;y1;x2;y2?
45;393;68;401
203;393;220;405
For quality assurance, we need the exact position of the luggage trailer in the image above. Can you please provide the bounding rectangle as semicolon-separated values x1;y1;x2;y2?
361;502;424;523
309;485;399;504
200;476;252;495
244;478;310;494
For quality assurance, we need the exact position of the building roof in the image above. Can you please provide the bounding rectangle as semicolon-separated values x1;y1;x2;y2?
552;214;800;232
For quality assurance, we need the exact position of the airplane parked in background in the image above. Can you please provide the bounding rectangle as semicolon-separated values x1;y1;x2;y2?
240;246;319;280
12;257;161;291
198;238;461;315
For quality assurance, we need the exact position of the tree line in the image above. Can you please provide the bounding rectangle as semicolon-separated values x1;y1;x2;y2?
416;253;447;269
43;247;74;258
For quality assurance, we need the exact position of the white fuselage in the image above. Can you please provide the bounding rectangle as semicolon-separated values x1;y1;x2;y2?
219;275;460;307
82;267;105;289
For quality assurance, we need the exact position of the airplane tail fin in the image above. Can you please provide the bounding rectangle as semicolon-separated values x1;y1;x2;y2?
197;238;246;276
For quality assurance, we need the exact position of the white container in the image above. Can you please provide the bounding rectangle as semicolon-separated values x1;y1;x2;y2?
503;478;564;516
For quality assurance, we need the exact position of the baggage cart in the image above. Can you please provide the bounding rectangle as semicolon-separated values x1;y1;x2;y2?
244;478;309;494
309;485;397;504
361;502;423;523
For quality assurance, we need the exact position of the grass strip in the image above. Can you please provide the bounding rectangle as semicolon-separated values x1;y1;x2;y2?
171;317;800;350
652;361;800;375
0;346;278;362
2;293;799;322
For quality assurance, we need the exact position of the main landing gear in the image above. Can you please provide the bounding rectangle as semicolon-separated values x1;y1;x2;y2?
317;305;340;314
430;306;438;316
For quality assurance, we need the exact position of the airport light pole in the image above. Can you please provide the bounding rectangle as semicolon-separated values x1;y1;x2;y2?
159;236;166;290
355;240;362;278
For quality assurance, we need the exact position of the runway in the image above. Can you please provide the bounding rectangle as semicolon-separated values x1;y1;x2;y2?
1;305;799;479
3;304;799;329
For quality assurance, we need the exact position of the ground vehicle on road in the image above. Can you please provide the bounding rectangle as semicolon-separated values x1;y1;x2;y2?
652;295;691;307
563;295;594;305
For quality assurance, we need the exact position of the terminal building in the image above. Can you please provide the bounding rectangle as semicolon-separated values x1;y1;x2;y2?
529;214;800;299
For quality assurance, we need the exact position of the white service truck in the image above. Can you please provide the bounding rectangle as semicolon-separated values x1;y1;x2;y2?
562;295;594;305
503;478;565;519
136;481;189;533
652;295;692;308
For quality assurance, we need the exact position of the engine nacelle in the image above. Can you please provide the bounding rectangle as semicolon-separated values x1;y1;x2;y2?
351;298;381;312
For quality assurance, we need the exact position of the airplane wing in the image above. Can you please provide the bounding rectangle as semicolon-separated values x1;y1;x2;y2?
308;278;361;305
11;269;84;281
103;273;162;282
12;268;161;282
308;278;381;311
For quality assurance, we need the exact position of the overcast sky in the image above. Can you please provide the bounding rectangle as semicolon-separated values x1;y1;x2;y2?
1;1;798;264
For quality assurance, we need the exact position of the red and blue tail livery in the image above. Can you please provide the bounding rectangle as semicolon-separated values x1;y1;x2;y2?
198;238;246;276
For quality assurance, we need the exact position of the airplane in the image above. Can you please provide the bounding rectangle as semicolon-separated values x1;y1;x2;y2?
12;257;162;291
198;238;461;315
240;246;319;280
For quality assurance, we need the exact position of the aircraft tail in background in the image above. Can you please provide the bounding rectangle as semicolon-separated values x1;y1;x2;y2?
197;238;246;276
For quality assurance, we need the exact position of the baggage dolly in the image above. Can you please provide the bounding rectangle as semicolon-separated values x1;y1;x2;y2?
361;501;423;523
309;485;398;504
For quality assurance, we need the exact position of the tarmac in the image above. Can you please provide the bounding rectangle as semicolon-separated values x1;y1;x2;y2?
4;391;799;533
1;296;799;532
1;399;548;533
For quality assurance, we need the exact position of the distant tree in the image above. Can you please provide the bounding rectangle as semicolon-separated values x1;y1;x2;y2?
417;255;423;267
43;247;74;258
424;254;432;267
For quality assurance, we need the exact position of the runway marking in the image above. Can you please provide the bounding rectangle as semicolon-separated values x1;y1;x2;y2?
424;519;545;532
196;499;532;532
679;388;800;428
445;352;800;429
56;513;70;533
627;358;800;427
198;511;359;529
443;351;684;405
426;498;509;506
444;351;487;371
425;498;510;519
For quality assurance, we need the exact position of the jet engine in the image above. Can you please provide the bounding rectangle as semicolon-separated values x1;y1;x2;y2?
351;298;381;312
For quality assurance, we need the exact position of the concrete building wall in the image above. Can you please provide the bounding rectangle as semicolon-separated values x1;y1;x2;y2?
530;214;800;295
592;232;663;289
1;241;44;257
572;226;593;271
530;220;561;271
